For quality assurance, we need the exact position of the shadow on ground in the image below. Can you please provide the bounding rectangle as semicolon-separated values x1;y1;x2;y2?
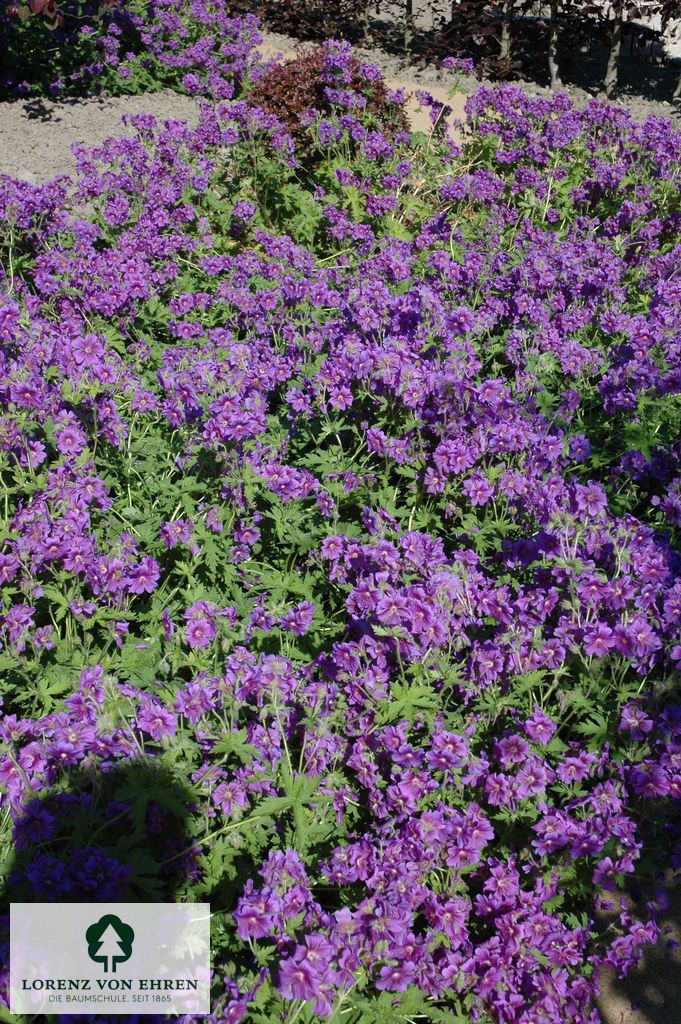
0;759;213;1021
0;760;201;907
372;19;681;107
236;0;681;109
597;883;681;1024
18;95;116;123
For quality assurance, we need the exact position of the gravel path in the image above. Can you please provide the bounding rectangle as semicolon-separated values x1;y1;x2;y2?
0;90;201;184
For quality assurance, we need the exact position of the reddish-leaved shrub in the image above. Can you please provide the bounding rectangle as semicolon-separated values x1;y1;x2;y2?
247;44;409;164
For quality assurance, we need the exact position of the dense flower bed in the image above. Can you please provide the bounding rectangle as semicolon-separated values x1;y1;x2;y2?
1;14;681;1024
0;0;263;99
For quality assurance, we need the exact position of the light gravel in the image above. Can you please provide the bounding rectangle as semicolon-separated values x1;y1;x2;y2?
0;89;200;185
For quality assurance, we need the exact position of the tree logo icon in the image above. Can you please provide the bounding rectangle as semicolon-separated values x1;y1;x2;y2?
86;914;135;973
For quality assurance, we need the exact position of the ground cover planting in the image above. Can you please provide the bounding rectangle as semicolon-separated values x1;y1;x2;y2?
1;8;681;1023
0;0;262;99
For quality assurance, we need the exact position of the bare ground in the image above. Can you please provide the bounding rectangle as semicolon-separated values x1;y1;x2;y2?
0;89;201;184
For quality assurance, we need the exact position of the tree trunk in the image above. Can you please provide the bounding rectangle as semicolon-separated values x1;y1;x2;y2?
362;0;372;46
404;0;413;53
675;67;681;100
499;0;513;60
548;0;561;90
604;8;623;99
500;0;513;60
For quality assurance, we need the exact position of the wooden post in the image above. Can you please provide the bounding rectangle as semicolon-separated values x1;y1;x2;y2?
362;0;372;46
405;0;414;53
604;5;623;99
500;0;513;59
548;0;561;90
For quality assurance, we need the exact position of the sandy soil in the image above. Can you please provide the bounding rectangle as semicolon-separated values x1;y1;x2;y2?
0;90;201;184
1;28;681;1024
595;885;681;1024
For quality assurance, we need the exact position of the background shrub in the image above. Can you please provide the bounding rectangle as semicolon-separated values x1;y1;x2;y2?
247;44;409;166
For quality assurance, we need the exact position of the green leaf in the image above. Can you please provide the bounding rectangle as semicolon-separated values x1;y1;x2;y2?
212;729;256;765
120;635;163;686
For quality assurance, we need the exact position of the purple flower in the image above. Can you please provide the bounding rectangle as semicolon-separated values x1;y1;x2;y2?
234;882;280;941
443;56;474;75
568;434;591;462
277;956;319;1001
162;608;175;640
583;622;615;658
127;556;160;595
462;471;494;507
619;702;654;739
233;199;257;222
24;854;71;897
137;698;177;740
575;481;607;517
524;707;557;745
375;961;417;992
184;602;217;650
279;600;315;637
